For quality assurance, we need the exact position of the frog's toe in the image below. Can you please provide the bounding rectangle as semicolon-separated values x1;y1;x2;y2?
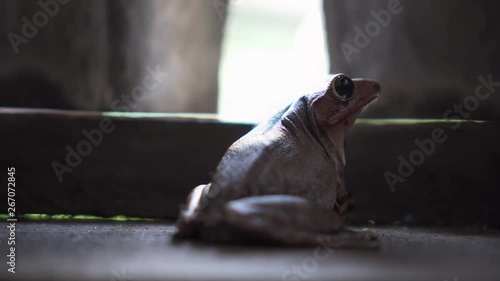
176;184;207;236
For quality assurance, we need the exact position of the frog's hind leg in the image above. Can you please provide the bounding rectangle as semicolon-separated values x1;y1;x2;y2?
175;184;248;244
224;195;378;249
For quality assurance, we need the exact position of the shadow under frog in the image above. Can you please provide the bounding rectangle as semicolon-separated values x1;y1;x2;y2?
176;74;381;249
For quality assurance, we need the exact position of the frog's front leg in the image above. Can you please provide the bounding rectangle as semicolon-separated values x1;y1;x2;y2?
224;195;378;249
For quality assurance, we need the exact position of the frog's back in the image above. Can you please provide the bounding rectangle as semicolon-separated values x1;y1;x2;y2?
197;95;338;226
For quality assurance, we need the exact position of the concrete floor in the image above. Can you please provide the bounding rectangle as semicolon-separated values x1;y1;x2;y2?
1;222;499;281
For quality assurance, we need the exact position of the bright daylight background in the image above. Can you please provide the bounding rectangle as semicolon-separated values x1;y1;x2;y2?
218;0;330;123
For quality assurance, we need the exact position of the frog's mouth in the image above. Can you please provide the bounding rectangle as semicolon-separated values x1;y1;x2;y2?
329;93;379;127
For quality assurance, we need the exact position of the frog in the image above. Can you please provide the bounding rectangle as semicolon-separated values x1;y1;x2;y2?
176;73;381;249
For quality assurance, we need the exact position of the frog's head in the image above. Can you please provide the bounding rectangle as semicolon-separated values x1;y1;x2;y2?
312;73;380;130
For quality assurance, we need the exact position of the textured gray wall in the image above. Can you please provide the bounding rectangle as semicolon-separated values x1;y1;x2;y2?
0;0;227;112
324;0;500;119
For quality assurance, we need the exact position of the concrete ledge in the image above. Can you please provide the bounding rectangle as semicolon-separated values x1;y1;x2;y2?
0;108;252;219
346;119;499;225
1;108;498;225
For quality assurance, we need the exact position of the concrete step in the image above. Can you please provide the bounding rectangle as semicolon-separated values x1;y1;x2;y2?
1;108;498;225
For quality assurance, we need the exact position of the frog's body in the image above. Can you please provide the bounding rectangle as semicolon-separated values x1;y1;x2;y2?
176;74;380;248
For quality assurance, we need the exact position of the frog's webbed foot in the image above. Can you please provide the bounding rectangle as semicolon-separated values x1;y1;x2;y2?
224;195;378;249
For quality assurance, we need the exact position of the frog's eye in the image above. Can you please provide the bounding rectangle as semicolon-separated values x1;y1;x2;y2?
332;75;355;100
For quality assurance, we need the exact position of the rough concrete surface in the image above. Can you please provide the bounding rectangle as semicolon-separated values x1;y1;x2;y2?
0;222;499;281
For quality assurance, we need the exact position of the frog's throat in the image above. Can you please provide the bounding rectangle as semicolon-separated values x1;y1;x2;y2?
308;102;346;167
